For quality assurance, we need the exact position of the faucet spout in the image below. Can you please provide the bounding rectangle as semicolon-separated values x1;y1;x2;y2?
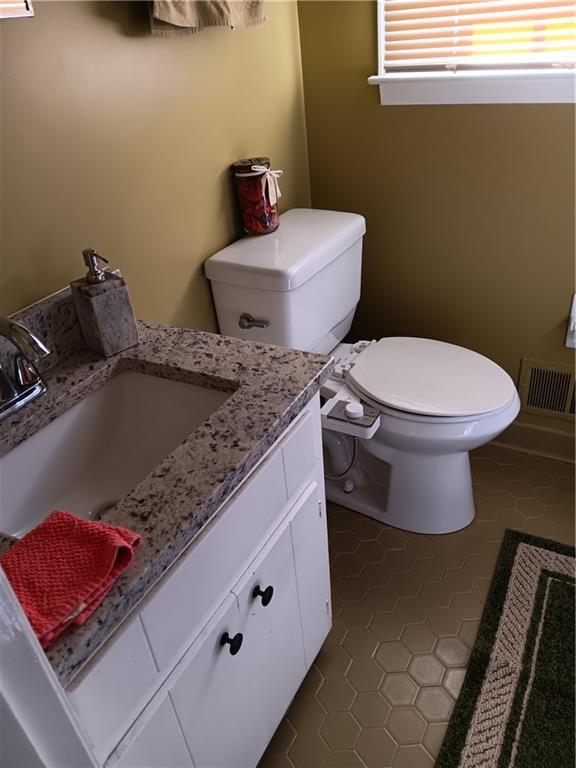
0;318;50;362
0;317;50;423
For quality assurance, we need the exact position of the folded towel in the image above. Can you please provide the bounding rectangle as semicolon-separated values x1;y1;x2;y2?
0;511;140;648
150;0;265;37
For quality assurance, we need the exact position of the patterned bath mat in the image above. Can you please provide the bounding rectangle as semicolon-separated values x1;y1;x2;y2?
436;529;575;768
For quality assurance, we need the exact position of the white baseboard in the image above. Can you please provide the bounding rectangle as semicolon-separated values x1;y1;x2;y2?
493;419;575;464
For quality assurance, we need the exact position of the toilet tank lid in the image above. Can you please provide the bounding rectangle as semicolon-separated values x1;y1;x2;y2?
204;209;366;291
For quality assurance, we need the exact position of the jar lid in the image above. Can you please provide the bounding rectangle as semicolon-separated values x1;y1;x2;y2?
231;157;270;174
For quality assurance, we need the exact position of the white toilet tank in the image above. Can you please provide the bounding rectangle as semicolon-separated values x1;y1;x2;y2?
204;208;366;354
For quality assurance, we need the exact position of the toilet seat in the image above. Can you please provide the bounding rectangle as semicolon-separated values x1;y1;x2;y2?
346;337;517;418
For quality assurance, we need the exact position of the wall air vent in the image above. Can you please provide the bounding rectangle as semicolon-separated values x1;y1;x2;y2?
519;358;575;421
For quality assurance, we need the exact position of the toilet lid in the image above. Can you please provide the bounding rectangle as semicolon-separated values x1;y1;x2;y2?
347;338;517;417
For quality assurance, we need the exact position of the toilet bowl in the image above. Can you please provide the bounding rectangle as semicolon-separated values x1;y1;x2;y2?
205;208;520;533
322;339;520;533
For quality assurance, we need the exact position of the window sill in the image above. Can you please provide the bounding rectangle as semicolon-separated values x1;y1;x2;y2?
367;70;576;105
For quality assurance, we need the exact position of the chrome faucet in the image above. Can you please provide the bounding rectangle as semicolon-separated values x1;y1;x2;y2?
0;318;50;422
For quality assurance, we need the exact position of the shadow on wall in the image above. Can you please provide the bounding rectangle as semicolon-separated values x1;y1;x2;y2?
93;1;151;38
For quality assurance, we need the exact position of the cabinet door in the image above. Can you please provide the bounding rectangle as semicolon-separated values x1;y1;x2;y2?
233;524;306;740
169;594;266;768
115;697;194;768
289;483;332;667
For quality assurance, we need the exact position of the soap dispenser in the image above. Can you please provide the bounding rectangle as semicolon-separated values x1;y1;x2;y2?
70;249;139;358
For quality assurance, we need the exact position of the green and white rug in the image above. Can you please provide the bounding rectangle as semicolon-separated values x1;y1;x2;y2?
437;529;575;768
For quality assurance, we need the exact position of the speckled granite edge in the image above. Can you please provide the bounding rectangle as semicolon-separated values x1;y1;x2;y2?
0;321;332;686
0;287;84;374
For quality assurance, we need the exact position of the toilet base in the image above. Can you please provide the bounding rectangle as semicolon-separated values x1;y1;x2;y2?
324;439;475;534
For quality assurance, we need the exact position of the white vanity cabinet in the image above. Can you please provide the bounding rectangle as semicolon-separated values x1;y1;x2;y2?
169;593;267;768
68;394;331;768
231;487;312;741
115;697;193;768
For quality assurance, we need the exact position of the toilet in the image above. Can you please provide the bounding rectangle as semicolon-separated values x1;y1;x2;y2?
205;208;520;534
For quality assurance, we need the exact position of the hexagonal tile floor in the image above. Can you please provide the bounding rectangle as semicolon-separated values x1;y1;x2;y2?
259;444;575;768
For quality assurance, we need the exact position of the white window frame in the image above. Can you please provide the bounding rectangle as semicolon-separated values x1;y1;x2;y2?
368;0;576;105
0;0;34;19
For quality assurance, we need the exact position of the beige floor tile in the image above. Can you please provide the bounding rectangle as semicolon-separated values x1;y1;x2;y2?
359;563;393;589
425;606;462;637
266;720;297;755
324;617;348;647
286;694;327;734
317;678;357;713
343;628;380;659
422;721;449;758
260;446;575;768
288;731;329;768
414;687;454;722
325;750;365;768
381;673;419;706
259;752;295;768
471;576;491;601
339;601;376;629
380;528;410;550
375;642;411;673
448;593;485;621
440;567;476;595
388;572;422;599
363;587;398;613
410;557;446;583
356;729;397;767
316;646;353;680
351;692;391;729
383;549;415;574
555;522;575;546
332;553;365;580
332;530;361;554
346;659;385;692
443;668;467;700
387;707;427;744
369;613;404;642
393;596;430;625
404;536;437;560
298;665;323;697
516;497;546;517
393;744;435;767
400;624;437;655
417;581;456;609
353;517;386;541
355;539;388;564
458;619;480;648
334;576;371;605
435;637;470;667
320;713;361;751
407;655;444;687
525;516;562;538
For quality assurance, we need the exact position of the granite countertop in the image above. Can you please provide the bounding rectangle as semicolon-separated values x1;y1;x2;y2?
0;321;332;687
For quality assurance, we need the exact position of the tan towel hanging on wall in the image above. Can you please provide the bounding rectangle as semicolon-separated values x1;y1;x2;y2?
150;1;265;36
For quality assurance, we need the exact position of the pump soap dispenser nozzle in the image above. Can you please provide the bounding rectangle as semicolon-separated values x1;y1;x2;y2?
70;248;139;358
82;248;109;284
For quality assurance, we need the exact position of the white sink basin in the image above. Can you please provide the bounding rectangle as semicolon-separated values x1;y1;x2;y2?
0;371;231;538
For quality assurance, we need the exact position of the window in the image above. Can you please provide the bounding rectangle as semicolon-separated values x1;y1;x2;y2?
368;0;576;104
0;0;34;19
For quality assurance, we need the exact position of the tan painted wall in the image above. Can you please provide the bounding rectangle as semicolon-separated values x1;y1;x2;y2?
298;1;575;430
0;0;310;329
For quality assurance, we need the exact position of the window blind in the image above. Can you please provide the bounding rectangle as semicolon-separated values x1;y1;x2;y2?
382;0;576;71
0;0;33;19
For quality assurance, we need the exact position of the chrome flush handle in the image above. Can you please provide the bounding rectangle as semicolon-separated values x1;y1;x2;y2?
238;313;270;330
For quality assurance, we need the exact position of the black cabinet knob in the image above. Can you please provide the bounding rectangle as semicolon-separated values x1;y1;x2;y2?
220;632;243;656
252;584;274;607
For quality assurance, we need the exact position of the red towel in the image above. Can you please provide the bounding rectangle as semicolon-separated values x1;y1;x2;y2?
0;511;140;648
